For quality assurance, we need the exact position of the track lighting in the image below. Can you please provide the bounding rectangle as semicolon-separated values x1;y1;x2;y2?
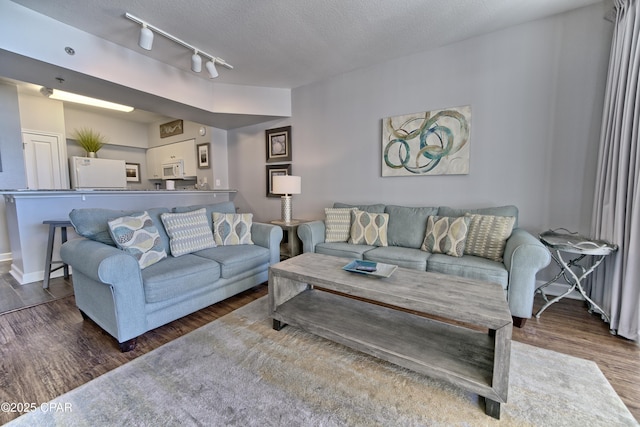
191;51;202;73
125;13;233;79
205;60;218;79
139;23;154;50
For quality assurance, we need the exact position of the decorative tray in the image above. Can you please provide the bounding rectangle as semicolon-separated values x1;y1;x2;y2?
539;229;617;255
342;260;397;278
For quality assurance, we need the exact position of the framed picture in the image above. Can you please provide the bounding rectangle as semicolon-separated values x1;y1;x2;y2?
160;119;183;138
125;162;141;183
197;143;211;169
265;126;292;163
382;105;471;176
266;164;291;197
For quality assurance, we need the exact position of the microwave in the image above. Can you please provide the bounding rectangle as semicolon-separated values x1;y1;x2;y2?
161;160;185;179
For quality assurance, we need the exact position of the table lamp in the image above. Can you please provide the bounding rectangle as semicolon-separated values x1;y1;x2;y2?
272;175;301;223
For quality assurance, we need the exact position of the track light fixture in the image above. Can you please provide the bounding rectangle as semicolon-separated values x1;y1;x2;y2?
205;60;218;79
139;23;154;50
191;50;202;73
125;13;233;78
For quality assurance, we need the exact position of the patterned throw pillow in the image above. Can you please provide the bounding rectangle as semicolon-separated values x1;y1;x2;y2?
464;214;516;262
160;208;216;257
325;208;357;242
348;211;389;246
421;215;470;257
107;211;167;269
213;213;254;246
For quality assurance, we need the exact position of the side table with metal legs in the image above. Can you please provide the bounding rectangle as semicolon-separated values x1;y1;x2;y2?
535;229;617;323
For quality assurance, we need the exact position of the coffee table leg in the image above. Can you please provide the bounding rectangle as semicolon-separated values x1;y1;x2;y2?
273;319;287;330
485;398;501;419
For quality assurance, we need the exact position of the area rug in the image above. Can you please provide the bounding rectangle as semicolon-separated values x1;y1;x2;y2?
8;297;637;426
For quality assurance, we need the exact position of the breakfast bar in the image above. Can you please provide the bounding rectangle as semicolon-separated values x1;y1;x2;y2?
2;189;236;285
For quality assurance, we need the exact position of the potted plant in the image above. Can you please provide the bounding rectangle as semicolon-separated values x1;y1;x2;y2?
72;128;107;157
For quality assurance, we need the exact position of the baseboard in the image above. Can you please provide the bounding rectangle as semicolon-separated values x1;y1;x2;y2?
9;263;71;285
0;252;12;262
535;280;583;300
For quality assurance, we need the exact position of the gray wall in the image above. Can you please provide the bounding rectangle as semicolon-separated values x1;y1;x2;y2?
0;83;27;258
229;3;612;240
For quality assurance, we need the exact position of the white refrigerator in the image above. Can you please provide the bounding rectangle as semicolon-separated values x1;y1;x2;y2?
69;156;127;189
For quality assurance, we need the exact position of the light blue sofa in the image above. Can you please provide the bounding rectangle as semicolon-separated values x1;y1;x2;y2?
298;203;550;327
60;201;282;351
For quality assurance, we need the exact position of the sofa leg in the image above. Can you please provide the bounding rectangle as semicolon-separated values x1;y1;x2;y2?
118;338;138;352
79;309;89;320
512;316;527;328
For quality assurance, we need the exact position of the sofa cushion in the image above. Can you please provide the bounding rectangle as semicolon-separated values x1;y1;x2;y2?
194;245;270;279
348;211;389;246
315;242;376;259
213;213;254;246
324;207;357;242
107;211;167;269
364;246;431;270
421;215;470;257
427;254;508;289
173;202;236;229
333;202;386;213
385;205;439;249
70;207;170;247
160;208;216;257
141;254;221;303
464;214;515;262
438;205;519;228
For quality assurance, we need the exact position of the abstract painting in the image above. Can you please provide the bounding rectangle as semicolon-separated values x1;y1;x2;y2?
382;105;471;176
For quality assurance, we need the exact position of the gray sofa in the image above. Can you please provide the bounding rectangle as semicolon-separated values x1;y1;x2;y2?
60;201;282;351
298;203;550;326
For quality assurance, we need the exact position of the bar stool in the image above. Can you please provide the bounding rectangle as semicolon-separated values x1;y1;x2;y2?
43;219;72;289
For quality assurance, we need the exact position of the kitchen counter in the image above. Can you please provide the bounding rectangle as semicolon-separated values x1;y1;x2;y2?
1;189;236;195
3;189;237;284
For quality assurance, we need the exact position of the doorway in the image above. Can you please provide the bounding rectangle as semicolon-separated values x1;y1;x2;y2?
22;131;68;189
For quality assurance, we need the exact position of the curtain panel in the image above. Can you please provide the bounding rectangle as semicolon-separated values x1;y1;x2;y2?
590;0;639;342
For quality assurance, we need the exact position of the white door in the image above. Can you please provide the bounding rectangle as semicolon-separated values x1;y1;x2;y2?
22;132;66;189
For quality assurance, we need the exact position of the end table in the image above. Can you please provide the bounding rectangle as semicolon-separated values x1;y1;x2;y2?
535;229;617;322
270;220;308;260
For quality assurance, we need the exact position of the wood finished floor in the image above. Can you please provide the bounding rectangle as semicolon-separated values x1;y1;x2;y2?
0;272;638;424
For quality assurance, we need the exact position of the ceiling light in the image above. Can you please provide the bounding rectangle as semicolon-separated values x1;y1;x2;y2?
125;12;233;79
139;24;154;50
191;51;202;73
41;88;134;112
205;60;218;79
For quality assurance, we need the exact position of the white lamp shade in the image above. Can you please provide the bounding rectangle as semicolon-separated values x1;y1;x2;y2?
139;25;154;50
272;175;301;195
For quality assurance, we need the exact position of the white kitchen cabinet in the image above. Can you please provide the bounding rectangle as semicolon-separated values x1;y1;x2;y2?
146;146;161;179
175;139;197;176
146;139;197;178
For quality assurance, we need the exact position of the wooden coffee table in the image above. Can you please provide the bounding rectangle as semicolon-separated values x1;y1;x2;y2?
268;253;512;419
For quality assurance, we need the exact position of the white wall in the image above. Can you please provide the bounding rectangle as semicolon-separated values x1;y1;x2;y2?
229;3;612;243
17;93;66;136
64;108;149;149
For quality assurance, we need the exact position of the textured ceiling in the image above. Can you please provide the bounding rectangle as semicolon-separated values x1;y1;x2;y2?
9;0;605;89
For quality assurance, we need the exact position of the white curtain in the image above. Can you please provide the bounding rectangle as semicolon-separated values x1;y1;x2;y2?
590;0;640;342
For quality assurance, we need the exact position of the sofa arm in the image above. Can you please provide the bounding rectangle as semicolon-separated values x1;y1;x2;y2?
251;222;283;265
297;220;326;253
60;238;147;342
61;239;142;285
503;228;551;319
